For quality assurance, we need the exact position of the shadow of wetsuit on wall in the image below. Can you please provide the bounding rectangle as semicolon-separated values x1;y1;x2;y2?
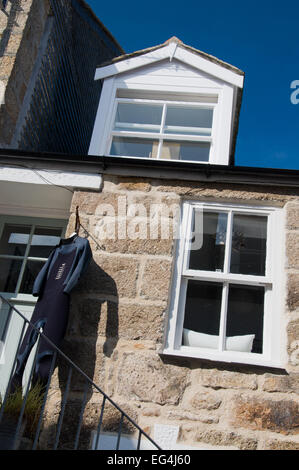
52;257;119;450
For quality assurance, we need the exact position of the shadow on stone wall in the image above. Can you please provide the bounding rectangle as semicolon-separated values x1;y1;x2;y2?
0;0;21;57
39;259;120;450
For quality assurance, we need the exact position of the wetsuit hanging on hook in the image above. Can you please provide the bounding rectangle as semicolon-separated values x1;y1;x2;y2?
11;210;92;391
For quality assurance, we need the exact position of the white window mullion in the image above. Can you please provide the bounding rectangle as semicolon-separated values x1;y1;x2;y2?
218;282;229;352
160;103;167;132
262;285;272;359
265;212;273;279
116;97;217;107
111;130;212;143
111;130;162;140
167;202;190;350
156;104;167;160
15;225;35;295
156;140;163;160
114;122;161;131
0;255;25;261
182;204;196;273
174;277;188;349
105;92;119;155
183;270;271;287
223;210;233;274
164;125;212;135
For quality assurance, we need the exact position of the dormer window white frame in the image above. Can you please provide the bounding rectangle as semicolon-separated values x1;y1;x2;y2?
108;92;218;163
89;40;244;166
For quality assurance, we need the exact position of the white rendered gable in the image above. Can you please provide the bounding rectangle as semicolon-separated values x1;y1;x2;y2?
94;42;244;89
114;59;224;89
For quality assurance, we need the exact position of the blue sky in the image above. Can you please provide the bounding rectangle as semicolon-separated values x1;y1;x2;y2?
86;0;299;170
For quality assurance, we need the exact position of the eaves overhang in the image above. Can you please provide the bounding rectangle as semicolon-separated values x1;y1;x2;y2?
0;149;298;189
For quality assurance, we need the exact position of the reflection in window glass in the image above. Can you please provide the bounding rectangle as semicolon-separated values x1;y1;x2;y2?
165;106;213;135
111;137;159;158
226;284;264;354
0;221;64;296
161;141;210;161
230;215;267;276
114;103;163;131
0;225;31;256
28;227;61;258
183;280;222;349
189;212;227;272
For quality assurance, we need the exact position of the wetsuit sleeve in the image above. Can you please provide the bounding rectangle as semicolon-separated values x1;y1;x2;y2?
32;249;57;297
63;239;92;294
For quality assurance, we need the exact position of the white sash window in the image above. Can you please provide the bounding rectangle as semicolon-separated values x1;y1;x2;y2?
108;95;217;163
164;202;285;368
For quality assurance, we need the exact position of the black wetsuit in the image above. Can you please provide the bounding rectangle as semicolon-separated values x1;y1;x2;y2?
11;235;92;390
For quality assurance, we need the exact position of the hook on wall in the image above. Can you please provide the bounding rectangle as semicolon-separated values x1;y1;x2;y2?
75;206;80;234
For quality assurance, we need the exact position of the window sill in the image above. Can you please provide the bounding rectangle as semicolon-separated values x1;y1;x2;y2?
0;293;37;303
107;153;211;165
162;346;285;369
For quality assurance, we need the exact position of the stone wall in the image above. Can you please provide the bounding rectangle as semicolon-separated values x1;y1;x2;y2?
42;174;299;450
0;0;50;146
0;0;123;152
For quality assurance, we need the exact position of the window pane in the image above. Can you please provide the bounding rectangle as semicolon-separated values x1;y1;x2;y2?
160;141;210;161
230;215;267;276
189;212;227;272
110;137;159;158
165;106;213;135
0;224;31;256
226;285;264;354
183;280;222;349
0;258;23;293
114;103;163;132
28;227;61;258
19;261;45;294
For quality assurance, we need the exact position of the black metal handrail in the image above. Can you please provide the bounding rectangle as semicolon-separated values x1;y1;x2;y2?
0;294;161;450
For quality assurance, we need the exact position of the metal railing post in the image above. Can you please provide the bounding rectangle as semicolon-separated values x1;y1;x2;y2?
0;295;162;451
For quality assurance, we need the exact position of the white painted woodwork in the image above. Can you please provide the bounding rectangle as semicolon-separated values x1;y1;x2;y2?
89;56;239;166
163;201;286;369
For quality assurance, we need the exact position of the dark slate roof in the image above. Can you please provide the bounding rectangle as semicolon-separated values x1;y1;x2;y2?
78;0;125;54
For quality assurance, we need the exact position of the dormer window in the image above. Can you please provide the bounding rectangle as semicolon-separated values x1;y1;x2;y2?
89;37;244;166
109;93;217;162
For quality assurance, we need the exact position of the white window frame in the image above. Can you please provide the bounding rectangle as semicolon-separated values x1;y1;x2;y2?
0;215;67;304
89;74;235;165
0;215;67;396
107;96;217;162
163;201;285;369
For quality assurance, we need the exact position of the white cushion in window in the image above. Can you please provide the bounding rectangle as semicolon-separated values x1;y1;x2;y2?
183;329;255;353
183;329;218;349
226;334;255;352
